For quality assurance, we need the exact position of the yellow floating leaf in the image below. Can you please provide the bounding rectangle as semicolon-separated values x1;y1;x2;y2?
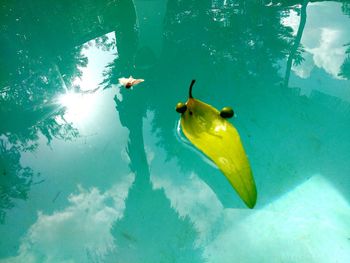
178;80;257;208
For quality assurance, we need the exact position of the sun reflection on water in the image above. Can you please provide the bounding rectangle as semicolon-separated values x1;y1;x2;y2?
55;31;117;125
58;90;97;124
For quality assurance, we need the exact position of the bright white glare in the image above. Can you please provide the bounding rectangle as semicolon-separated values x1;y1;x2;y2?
55;31;117;126
73;32;117;92
281;9;299;35
58;91;97;123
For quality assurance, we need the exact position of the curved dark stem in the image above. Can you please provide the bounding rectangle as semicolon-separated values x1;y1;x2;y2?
189;79;196;98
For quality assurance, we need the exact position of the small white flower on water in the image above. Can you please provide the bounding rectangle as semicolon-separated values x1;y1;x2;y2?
118;76;144;88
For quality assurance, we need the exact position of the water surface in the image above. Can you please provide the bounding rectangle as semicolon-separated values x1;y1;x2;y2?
1;0;350;262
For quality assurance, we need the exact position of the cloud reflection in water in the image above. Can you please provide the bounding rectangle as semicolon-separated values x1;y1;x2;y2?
3;174;134;263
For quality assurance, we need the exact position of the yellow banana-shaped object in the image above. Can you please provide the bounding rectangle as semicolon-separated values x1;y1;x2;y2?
176;80;257;208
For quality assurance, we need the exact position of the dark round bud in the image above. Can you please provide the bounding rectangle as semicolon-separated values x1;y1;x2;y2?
220;107;234;118
176;102;187;113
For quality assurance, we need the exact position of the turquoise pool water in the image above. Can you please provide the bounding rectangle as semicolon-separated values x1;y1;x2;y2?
1;0;350;262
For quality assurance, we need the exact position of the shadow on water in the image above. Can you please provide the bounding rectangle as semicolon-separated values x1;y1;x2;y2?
111;88;203;262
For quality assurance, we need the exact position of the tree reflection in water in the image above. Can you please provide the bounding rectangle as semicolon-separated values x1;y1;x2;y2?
112;88;203;262
0;0;127;222
103;0;350;206
339;1;350;79
0;140;34;223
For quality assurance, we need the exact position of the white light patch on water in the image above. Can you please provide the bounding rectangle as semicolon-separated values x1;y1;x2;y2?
282;2;350;102
308;28;347;78
143;111;224;243
151;168;224;244
73;32;117;92
281;8;299;36
57;32;117;127
293;27;348;80
283;2;350;80
204;175;350;263
58;91;97;124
